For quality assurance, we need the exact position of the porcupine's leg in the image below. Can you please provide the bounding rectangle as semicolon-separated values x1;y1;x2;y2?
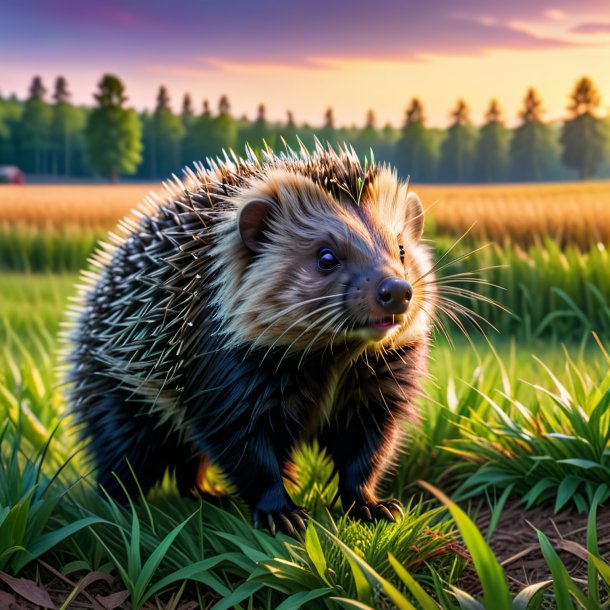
321;348;422;521
192;411;307;537
81;389;177;501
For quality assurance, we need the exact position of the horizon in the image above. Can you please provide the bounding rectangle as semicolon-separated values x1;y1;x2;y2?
2;1;610;128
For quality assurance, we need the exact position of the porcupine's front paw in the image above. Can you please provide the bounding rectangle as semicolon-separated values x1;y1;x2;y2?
348;498;404;523
251;489;308;537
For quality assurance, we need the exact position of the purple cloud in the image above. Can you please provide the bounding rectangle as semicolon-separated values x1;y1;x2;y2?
571;22;610;34
1;0;609;69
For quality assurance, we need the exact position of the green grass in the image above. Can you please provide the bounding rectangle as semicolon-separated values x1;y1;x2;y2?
2;270;610;608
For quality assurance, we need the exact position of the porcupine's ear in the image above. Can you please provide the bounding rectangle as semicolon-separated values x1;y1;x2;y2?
404;192;425;243
238;199;277;253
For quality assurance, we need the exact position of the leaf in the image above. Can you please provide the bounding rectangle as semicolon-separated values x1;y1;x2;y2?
512;580;552;609
419;482;511;610
536;529;587;610
451;586;485;610
305;524;331;586
388;554;438;610
96;590;130;610
590;555;610;588
557;459;605;471
274;588;332;610
555;476;581;513
210;581;262;610
331;598;376;610
0;571;57;608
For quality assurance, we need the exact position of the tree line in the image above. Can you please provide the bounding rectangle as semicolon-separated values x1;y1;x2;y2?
0;73;608;183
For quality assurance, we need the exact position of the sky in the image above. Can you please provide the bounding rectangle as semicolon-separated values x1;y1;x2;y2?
1;0;610;128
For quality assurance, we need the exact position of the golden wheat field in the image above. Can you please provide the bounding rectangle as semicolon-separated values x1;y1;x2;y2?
1;181;610;246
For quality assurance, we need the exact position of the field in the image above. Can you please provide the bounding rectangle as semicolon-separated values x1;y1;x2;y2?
1;180;610;609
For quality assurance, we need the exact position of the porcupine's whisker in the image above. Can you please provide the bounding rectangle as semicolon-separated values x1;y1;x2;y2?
299;309;346;367
420;302;455;349
247;293;344;354
436;295;498;334
269;303;342;365
257;299;343;362
276;306;343;371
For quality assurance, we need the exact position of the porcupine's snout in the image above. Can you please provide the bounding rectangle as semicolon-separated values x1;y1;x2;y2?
376;277;413;315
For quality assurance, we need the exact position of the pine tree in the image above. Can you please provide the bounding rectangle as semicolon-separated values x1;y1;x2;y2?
242;103;275;152
84;74;142;182
207;95;237;155
50;76;85;176
0;94;23;166
148;85;185;176
396;98;438;182
561;77;607;179
18;76;52;173
439;99;477;183
318;107;336;145
474;99;509;182
510;88;558;181
278;110;298;147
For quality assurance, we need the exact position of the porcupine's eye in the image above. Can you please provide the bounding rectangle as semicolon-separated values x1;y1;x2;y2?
318;247;340;272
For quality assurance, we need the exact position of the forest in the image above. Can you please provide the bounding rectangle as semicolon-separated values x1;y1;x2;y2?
1;73;609;183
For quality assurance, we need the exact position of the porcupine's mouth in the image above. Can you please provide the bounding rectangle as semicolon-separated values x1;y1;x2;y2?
361;314;403;341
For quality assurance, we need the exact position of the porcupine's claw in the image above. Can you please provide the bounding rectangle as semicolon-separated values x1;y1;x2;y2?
349;498;403;523
253;506;309;538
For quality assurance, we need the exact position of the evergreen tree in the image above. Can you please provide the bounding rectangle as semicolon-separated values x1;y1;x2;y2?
0;94;23;165
205;95;237;155
318;107;336;145
149;85;185;176
396;98;438;182
84;74;142;181
510;88;559;181
50;76;85;176
241;103;275;151
474;99;509;182
182;99;213;165
18;76;52;173
354;109;380;159
561;77;607;179
278;110;298;147
439;99;477;183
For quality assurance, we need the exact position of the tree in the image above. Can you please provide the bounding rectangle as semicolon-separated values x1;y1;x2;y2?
206;95;237;155
147;85;185;177
50;76;85;176
182;99;213;165
241;103;275;152
84;74;142;182
355;109;380;159
396;98;439;182
0;94;23;165
510;88;559;181
560;77;607;179
18;76;52;173
474;99;509;182
439;99;477;183
318;107;336;145
278;110;298;147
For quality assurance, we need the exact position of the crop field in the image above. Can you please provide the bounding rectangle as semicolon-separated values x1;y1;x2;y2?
1;180;610;609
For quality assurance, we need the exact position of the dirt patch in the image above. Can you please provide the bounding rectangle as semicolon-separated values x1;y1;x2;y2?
460;499;610;595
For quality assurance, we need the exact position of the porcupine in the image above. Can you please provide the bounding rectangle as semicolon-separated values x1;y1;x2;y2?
64;143;436;537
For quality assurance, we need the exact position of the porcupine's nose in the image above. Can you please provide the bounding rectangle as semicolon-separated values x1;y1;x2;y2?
376;277;413;314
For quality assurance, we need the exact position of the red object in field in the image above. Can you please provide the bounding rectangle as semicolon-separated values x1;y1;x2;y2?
0;165;25;184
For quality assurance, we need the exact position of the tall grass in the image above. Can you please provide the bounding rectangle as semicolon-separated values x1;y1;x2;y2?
3;181;610;247
434;237;610;341
422;180;610;248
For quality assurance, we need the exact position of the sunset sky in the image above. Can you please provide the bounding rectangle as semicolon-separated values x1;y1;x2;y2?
2;0;610;128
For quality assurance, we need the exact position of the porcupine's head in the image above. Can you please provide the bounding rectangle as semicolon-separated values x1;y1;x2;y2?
209;145;434;356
